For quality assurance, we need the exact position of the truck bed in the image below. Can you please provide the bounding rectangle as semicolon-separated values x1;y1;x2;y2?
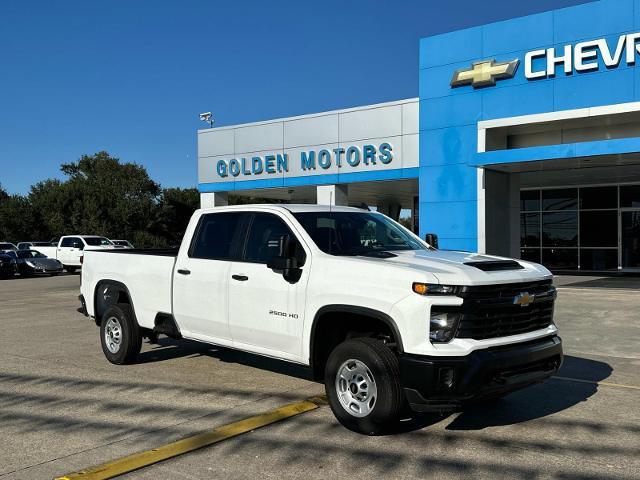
81;248;177;328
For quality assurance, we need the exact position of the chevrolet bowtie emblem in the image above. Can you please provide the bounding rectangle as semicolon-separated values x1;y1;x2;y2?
451;59;520;88
513;292;535;307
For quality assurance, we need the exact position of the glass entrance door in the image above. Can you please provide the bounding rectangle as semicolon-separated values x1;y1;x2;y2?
621;210;640;269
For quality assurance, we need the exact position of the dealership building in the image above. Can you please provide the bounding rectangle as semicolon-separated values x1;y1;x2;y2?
198;0;640;273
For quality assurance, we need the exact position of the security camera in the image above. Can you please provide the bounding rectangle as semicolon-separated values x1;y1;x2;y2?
199;112;214;127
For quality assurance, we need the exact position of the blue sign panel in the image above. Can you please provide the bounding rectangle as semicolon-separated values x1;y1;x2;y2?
418;0;640;250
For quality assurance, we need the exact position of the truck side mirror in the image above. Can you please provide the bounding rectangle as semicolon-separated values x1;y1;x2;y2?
267;234;302;283
425;233;439;249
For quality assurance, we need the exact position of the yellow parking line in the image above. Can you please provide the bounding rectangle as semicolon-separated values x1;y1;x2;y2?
553;376;640;391
55;395;328;480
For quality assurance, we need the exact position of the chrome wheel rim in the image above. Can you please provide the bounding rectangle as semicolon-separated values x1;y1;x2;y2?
104;317;122;354
335;359;377;418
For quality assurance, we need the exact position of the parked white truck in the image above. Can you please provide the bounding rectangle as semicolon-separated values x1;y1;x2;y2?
79;205;562;434
39;235;116;273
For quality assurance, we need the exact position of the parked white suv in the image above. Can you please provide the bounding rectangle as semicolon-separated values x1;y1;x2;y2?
79;205;562;434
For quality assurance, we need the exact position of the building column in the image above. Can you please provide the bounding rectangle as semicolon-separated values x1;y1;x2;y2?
481;170;520;257
200;192;228;208
317;184;348;205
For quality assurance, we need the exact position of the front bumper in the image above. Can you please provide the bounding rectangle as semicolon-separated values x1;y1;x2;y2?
400;335;563;412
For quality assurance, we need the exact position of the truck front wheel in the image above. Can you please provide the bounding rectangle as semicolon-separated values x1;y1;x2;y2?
325;337;404;435
100;303;142;365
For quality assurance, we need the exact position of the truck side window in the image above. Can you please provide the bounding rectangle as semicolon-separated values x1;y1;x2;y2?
190;212;244;260
60;237;74;248
244;213;306;265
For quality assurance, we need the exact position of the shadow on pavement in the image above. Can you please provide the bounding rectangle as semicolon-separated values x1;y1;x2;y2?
137;340;613;435
445;354;612;430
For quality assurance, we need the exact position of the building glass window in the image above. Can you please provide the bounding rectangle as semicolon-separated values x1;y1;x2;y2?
520;190;540;211
580;249;618;271
542;188;578;211
542;211;578;247
580;211;618;247
520;213;540;247
520;248;541;264
519;184;640;271
542;248;578;270
620;185;640;208
580;186;617;209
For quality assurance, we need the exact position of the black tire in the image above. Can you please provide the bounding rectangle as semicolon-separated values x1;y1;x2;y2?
325;337;404;435
65;266;77;274
100;303;142;365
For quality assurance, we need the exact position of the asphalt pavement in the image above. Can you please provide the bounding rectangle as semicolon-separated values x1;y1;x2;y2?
0;273;638;479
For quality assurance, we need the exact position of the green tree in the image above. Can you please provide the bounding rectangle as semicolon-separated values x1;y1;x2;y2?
26;152;164;247
152;187;200;247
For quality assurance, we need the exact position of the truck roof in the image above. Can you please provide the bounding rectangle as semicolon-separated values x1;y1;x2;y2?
199;204;370;214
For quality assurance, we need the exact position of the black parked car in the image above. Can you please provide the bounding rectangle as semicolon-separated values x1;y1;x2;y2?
4;250;63;276
0;253;16;279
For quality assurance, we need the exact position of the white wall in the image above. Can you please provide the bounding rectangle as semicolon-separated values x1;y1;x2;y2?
197;98;419;187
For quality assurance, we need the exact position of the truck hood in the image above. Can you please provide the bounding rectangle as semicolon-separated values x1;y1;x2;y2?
360;249;551;286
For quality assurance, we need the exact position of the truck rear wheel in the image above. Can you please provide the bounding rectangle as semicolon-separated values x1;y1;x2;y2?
100;303;142;365
65;266;77;274
324;337;403;435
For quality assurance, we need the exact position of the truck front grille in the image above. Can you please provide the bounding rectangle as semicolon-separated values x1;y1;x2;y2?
454;280;556;340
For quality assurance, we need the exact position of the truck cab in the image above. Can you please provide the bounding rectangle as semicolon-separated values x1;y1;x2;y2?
79;205;562;434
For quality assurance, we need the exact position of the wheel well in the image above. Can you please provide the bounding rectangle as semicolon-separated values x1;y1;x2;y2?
310;308;401;381
94;281;132;325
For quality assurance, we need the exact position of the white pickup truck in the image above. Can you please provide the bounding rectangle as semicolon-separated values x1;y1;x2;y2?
39;235;116;273
79;205;562;434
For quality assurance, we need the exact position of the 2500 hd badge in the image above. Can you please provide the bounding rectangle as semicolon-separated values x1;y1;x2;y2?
269;309;299;319
79;204;562;435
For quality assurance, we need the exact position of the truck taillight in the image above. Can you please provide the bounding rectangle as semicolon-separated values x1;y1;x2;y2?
80;255;84;264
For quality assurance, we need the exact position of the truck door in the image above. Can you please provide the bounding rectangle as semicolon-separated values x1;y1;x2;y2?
172;211;247;343
59;237;82;265
228;212;309;359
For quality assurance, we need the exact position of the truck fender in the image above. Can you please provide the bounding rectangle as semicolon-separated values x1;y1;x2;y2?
93;280;138;327
309;304;404;371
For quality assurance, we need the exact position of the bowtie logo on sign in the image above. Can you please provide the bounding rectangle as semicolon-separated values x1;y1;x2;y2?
451;59;520;88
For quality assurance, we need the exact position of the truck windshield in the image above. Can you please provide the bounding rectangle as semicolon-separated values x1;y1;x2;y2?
293;211;426;256
84;237;113;246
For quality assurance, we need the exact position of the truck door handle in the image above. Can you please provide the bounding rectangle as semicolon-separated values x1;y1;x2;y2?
177;269;191;275
232;274;249;281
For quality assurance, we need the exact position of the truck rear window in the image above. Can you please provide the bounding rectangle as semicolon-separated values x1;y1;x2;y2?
190;212;245;260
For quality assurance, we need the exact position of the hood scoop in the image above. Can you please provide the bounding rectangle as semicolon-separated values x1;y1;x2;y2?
464;260;524;272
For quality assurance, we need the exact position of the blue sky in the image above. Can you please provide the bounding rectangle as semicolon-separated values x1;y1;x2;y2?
0;0;590;195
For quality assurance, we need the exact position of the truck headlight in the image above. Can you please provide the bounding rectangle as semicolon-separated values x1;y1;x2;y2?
413;283;461;295
429;311;461;343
